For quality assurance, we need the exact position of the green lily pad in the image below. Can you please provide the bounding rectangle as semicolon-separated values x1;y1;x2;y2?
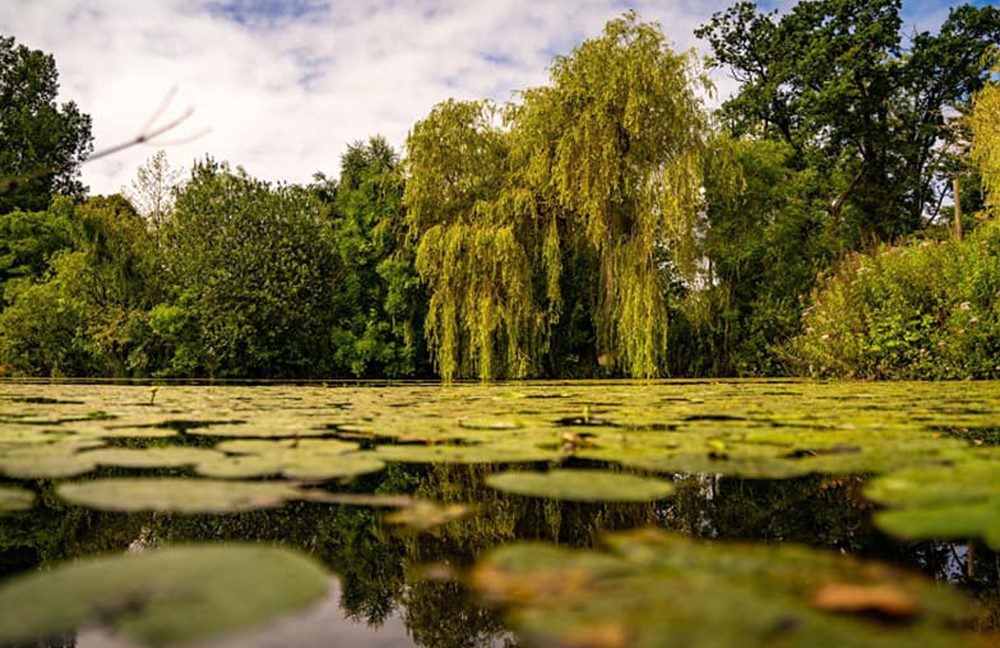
57;478;313;513
864;452;1000;548
373;442;556;465
471;529;976;648
486;469;674;502
187;423;330;438
0;544;329;646
0;444;99;478
73;424;180;439
197;452;385;480
0;486;34;513
81;446;226;468
196;438;383;480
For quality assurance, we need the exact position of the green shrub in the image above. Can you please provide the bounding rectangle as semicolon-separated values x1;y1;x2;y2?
790;221;1000;379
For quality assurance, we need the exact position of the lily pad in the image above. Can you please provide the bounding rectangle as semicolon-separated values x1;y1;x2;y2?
81;446;226;468
0;444;99;478
0;486;34;513
384;500;475;531
57;478;313;513
373;442;556;465
0;544;329;646
864;452;1000;548
471;529;976;648
215;438;360;455
197;438;383;480
197;452;386;481
187;423;330;438
485;469;674;502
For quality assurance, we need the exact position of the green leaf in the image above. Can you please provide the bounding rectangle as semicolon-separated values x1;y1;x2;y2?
0;485;34;513
472;530;975;648
0;544;329;646
56;478;314;513
485;469;674;502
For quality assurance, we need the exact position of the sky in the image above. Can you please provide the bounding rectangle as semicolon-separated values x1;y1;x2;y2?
0;0;987;195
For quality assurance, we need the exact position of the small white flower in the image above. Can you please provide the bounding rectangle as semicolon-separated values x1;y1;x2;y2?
959;301;971;311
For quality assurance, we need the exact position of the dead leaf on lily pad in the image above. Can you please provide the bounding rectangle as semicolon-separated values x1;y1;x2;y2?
810;582;922;620
471;529;976;648
384;500;474;531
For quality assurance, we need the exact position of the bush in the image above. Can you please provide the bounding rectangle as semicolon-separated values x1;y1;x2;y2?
790;221;1000;379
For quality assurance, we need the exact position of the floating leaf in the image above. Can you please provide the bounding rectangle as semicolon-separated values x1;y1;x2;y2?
486;469;674;502
57;479;312;513
472;530;975;648
0;445;98;478
864;453;1000;548
81;446;225;468
0;544;329;646
810;583;922;620
373;442;555;465
384;500;474;531
198;438;383;480
0;486;34;513
215;438;360;455
458;419;524;430
187;423;329;438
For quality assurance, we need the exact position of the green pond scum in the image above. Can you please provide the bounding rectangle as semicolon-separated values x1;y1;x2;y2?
0;380;998;646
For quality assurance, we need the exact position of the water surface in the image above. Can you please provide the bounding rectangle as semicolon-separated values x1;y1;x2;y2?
1;380;998;647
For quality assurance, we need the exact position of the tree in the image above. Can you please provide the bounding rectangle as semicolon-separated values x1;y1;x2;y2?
516;13;707;378
697;0;1000;243
674;137;841;376
161;160;339;377
406;13;708;380
405;99;541;381
0;35;93;214
0;195;161;376
970;53;1000;213
123;150;182;234
319;136;427;377
0;197;75;305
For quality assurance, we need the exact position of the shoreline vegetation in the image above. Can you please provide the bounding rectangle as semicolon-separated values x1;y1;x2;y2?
1;2;999;381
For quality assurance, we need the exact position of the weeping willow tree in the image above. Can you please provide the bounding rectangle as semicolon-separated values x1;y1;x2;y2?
405;100;553;380
405;13;708;380
971;56;1000;212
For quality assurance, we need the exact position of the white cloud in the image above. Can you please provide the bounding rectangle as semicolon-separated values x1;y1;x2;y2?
0;0;954;195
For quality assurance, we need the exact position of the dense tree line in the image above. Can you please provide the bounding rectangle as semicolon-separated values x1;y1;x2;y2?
1;0;998;379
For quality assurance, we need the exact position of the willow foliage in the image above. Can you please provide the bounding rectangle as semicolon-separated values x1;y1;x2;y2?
406;101;550;380
971;59;1000;212
406;14;708;380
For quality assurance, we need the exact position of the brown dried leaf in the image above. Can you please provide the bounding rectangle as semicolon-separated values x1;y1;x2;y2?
810;582;922;620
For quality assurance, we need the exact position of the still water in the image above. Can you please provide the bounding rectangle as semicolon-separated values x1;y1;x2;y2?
0;380;997;647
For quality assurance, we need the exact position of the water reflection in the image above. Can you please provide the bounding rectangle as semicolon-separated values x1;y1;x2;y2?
2;460;998;647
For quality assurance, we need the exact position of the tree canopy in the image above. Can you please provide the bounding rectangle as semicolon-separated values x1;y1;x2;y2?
697;0;1000;243
1;5;998;382
406;13;708;380
0;35;92;214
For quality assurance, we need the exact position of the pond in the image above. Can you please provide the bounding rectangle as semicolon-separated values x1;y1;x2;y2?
0;379;998;647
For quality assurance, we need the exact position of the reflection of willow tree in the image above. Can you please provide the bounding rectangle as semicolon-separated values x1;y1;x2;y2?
405;13;707;380
399;462;660;648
